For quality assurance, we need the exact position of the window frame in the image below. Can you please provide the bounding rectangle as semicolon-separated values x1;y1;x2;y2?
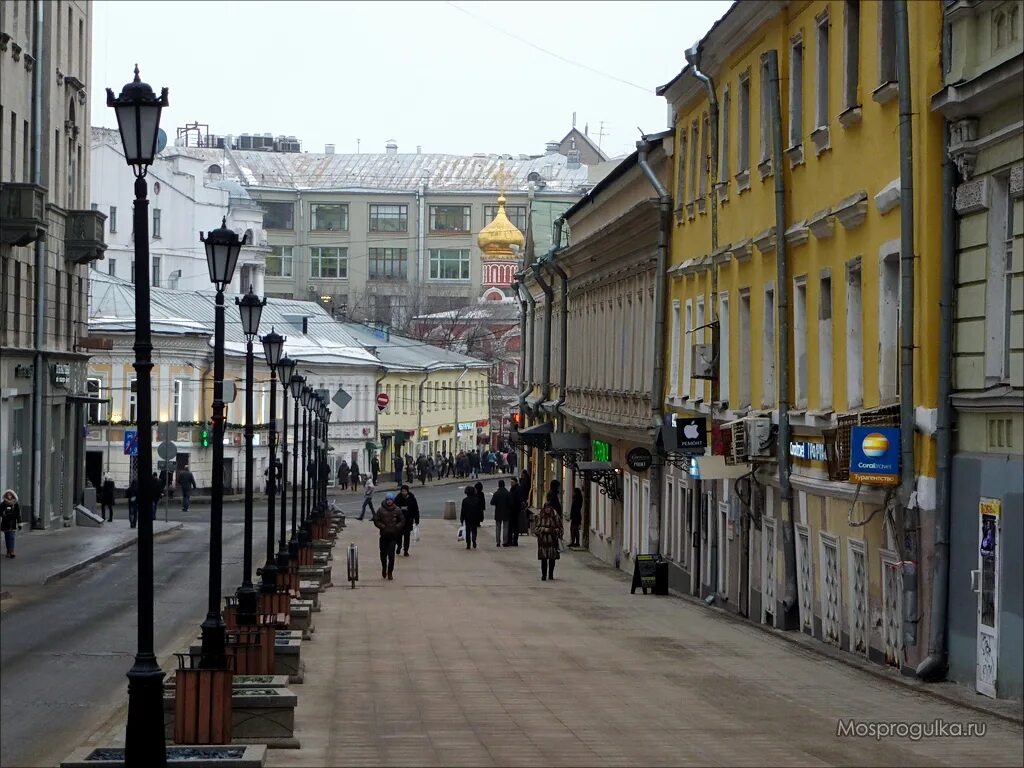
737;70;752;182
86;377;104;422
109;205;117;233
368;203;408;233
483;203;528;233
309;202;349;232
789;33;805;150
173;379;184;422
128;378;138;423
428;205;471;234
816;11;831;130
266;245;294;277
152;207;161;239
261;201;295;231
368;247;408;279
310;246;349;280
428;247;471;281
151;255;160;288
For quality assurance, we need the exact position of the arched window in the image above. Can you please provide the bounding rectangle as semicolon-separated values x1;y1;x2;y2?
207;164;222;174
1010;5;1020;41
994;10;1008;49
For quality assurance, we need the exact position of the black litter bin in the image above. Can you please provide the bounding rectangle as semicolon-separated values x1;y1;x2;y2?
654;559;669;595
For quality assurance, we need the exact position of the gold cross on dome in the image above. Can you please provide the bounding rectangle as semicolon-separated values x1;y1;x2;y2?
495;163;507;196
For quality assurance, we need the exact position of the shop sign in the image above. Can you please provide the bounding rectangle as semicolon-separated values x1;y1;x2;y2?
476;419;489;427
438;424;454;434
626;447;653;472
593;439;611;463
52;363;71;387
675;417;708;452
14;364;33;379
849;426;900;485
789;440;827;462
458;422;473;431
419;428;429;437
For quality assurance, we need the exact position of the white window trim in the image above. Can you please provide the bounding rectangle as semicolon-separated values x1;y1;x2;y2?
818;271;834;411
878;241;900;404
793;276;808;409
719;293;730;406
172;379;183;422
670;300;681;397
738;288;751;408
763;284;776;408
683;300;693;398
846;260;864;408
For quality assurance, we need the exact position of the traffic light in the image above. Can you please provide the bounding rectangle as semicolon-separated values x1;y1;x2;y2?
200;425;210;448
511;411;522;428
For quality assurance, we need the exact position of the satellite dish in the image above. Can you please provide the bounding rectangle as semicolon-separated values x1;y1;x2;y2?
156;128;168;154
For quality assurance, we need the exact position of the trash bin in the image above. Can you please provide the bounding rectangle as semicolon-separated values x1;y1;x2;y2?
443;500;457;520
654;559;669;596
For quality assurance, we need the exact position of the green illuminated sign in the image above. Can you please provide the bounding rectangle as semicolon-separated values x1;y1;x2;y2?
593;440;611;463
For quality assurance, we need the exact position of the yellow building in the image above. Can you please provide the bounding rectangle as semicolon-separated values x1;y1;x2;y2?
658;0;945;671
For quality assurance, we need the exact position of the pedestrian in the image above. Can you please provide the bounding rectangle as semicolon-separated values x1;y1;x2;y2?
358;477;376;520
490;479;514;547
426;455;435;482
178;464;197;512
547;479;563;516
350;460;361;492
459;485;483;549
519;468;532;507
395;484;420;556
508;449;517;475
126;477;139;528
371;455;380;486
338;459;349;491
416;454;427;486
372;493;405;580
149;472;163;520
570;487;584;547
99;473;117;522
508;477;521;546
447;454;455;478
469;450;480;479
393;454;404;486
534;502;563;581
1;488;23;558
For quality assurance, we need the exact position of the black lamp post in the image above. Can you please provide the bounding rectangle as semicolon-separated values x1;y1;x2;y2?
235;287;265;626
260;328;285;593
275;356;296;570
198;218;246;669
321;404;331;501
288;373;305;555
300;386;312;535
313;397;325;510
106;65;169;767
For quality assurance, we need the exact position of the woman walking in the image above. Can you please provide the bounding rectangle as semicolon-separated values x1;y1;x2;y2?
534;502;563;581
569;487;583;547
1;489;23;558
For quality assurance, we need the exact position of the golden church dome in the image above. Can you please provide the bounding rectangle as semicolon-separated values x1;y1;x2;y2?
478;193;525;260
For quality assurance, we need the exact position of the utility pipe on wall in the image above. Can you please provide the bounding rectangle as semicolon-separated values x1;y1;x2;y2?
637;138;670;556
916;123;956;682
531;262;554;406
895;0;920;649
517;276;537;410
767;50;799;629
545;260;570;414
30;0;46;528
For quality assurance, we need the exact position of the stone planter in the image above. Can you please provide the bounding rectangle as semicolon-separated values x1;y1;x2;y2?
174;667;233;744
298;564;332;589
164;687;299;749
167;674;290;692
289;602;313;636
273;638;304;683
61;745;267;768
298;581;320;609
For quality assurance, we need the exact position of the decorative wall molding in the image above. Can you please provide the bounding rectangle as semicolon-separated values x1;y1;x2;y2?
955;176;991;214
753;228;776;254
833;191;868;230
810;125;831;156
730;239;753;262
949;117;980;179
874;178;901;215
785;220;810;248
808;208;835;239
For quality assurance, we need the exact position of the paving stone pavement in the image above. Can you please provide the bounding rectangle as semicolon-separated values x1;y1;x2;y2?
270;519;1023;768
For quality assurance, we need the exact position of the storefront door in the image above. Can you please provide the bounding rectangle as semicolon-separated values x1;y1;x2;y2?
976;498;1001;698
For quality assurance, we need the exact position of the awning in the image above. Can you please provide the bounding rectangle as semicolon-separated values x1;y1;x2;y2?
655;423;679;452
511;421;553;449
576;461;622;502
577;461;616;472
549;432;589;452
689;455;751;481
65;394;110;404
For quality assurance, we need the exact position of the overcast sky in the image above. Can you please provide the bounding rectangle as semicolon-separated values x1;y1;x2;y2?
92;0;732;159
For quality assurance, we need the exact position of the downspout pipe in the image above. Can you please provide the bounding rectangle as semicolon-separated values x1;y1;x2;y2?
545;260;570;415
637;137;669;556
30;0;46;528
917;122;956;682
768;50;799;629
531;262;554;406
516;276;536;409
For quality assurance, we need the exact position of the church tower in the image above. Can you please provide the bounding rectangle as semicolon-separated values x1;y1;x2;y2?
477;166;525;300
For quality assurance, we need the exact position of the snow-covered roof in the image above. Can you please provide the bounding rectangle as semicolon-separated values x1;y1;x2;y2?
340;322;491;373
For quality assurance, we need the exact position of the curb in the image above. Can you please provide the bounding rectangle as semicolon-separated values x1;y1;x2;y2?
41;523;185;586
665;586;1024;727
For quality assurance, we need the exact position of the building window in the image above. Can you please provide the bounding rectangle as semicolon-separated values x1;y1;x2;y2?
760;57;772;166
429;205;470;233
428;248;471;280
738;289;751;408
67;273;74;344
789;35;804;150
368;247;408;279
266;245;293;277
368;203;408;232
878;0;897;86
109;205;117;233
819;274;833;410
843;0;861;111
310;203;348;232
54;268;62;344
879;248;900;403
763;285;776;407
261;201;294;230
683;301;693;398
483;204;528;232
310;246;348;279
131;260;136;284
173;379;184;422
719;294;730;405
87;378;104;422
986;172;1013;383
152;208;161;239
738;71;751;176
128;378;138;422
698;113;710;209
675;126;687;219
688;121;699;204
720;88;731;186
816;12;831;129
670;301;680;396
152;256;161;288
846;262;863;408
794;278;808;408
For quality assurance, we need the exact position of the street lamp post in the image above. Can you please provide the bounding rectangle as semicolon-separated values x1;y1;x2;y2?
106;65;169;766
260;328;285;594
275;356;296;572
289;374;305;556
199;218;246;669
310;394;321;513
321;404;331;501
300;386;312;538
235;287;265;626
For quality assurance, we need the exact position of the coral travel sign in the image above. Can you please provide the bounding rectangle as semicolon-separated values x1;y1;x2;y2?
849;427;900;485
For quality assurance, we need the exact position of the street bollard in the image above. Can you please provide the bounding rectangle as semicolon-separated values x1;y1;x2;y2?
347;543;358;588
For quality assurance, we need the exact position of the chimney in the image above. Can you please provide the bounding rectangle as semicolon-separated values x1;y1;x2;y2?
385;139;398;155
416;145;422;154
302;317;309;334
545;140;560;154
325;144;335;154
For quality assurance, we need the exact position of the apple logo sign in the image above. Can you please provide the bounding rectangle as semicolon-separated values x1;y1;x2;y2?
683;422;700;439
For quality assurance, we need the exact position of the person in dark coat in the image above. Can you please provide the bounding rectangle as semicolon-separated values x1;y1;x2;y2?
535;502;563;580
126;478;139;528
371;455;380;486
469;450;480;479
148;472;163;520
507;478;521;546
1;488;23;557
393;454;404;486
569;487;584;547
372;494;405;580
350;460;361;492
546;479;563;516
395;484;420;556
338;460;349;491
177;465;197;513
490;480;515;547
99;474;117;522
459;485;483;549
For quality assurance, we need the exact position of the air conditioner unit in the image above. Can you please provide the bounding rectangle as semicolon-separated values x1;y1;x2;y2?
691;343;716;379
745;417;774;458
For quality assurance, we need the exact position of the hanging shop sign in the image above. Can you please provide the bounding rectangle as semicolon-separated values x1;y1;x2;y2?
674;416;708;453
458;422;474;432
849;427;900;485
789;440;827;462
52;363;71;387
438;424;454;434
592;439;611;463
476;419;489;427
626;447;653;472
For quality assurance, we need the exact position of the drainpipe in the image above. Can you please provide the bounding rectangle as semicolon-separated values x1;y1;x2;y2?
768;50;799;629
531;262;554;406
546;260;569;415
894;0;920;649
916;123;956;682
687;43;722;589
30;0;46;528
516;276;536;411
552;215;566;252
416;373;428;457
416;180;427;283
637;138;669;556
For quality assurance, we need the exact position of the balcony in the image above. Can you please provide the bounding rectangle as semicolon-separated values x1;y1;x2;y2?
65;209;108;265
0;183;47;246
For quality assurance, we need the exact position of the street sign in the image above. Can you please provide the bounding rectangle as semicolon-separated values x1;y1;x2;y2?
675;417;708;453
849;426;900;485
626;447;653;472
223;380;237;403
157;441;177;461
333;387;352;409
376;392;390;412
123;430;138;456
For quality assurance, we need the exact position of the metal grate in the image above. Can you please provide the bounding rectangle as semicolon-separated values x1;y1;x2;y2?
763;521;776;625
860;404;900;428
882;556;903;667
849;544;868;655
797;528;814;633
729;422;748;465
821;537;841;647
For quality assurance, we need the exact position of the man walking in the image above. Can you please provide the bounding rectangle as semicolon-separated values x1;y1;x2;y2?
372;493;405;580
395;484;420;557
393;454;404;486
177;464;197;513
358;477;376;520
99;474;117;522
490;479;514;547
371;455;380;486
508;477;521;546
